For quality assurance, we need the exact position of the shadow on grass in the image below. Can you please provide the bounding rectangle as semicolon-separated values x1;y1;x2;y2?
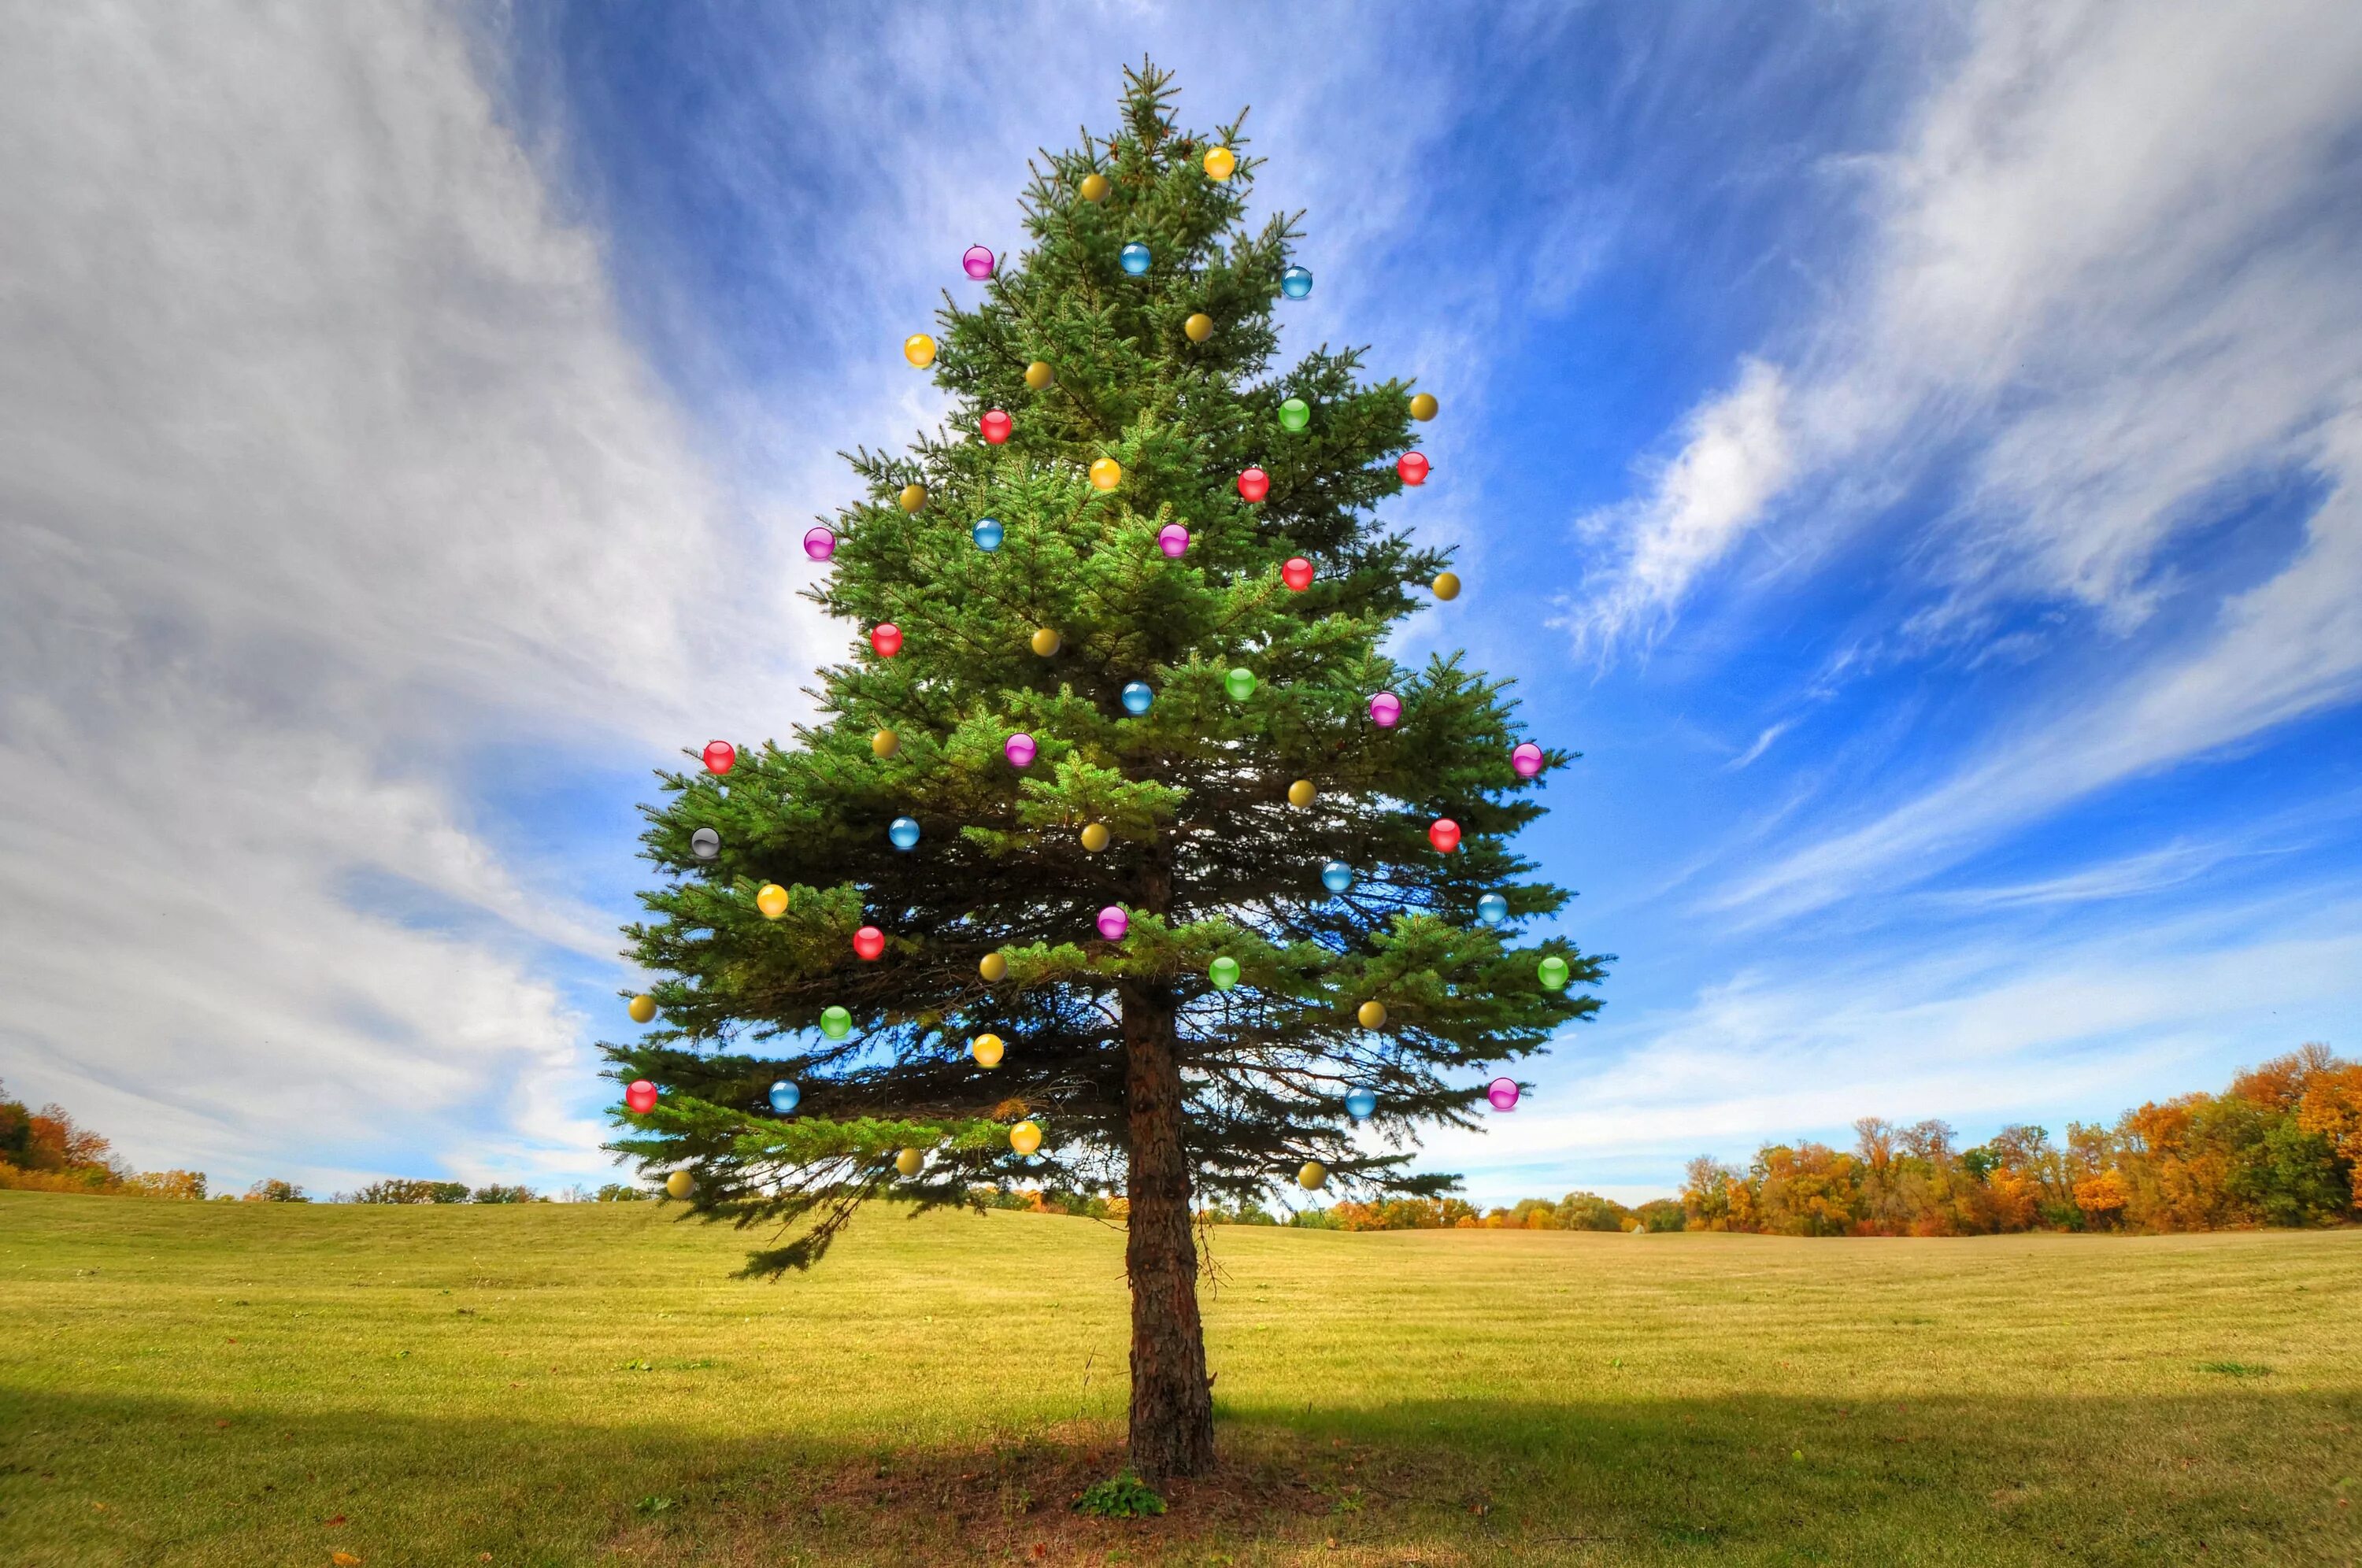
2;1385;2357;1566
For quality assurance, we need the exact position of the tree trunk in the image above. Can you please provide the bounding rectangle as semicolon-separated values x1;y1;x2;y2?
1120;978;1216;1480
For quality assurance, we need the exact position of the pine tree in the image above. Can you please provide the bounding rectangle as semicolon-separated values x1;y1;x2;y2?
607;62;1603;1481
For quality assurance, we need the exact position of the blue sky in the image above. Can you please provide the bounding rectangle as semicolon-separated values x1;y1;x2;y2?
4;2;2359;1205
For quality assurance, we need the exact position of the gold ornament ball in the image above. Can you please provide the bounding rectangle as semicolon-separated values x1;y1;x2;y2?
1089;457;1123;491
1024;360;1055;390
1287;778;1316;808
1079;172;1110;202
665;1170;695;1200
1432;571;1461;601
1010;1119;1043;1156
1298;1161;1328;1191
872;728;899;758
1184;312;1214;343
898;483;927;512
1409;391;1438;421
1203;146;1237;182
1030;627;1063;656
972;1033;1005;1068
979;951;1009;982
1079;822;1112;853
894;1147;924;1177
756;883;790;919
1357;1000;1388;1030
904;334;937;368
627;993;657;1024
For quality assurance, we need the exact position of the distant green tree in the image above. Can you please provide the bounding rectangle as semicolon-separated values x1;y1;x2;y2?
242;1179;308;1203
470;1184;542;1204
594;1183;651;1203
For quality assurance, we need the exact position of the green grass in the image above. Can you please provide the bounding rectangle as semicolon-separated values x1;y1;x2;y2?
2;1193;2358;1566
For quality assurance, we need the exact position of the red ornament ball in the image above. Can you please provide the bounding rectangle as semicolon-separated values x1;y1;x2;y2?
980;409;1013;445
1237;467;1270;503
870;623;903;658
1428;818;1462;854
1398;451;1431;486
1282;557;1315;592
702;740;735;775
853;926;887;961
625;1079;658;1115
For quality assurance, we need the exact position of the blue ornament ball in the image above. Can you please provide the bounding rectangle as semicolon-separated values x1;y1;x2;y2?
1120;242;1152;276
1321;860;1353;893
1345;1087;1378;1121
972;517;1004;551
1477;892;1509;927
1281;264;1313;299
889;816;920;851
1122;681;1153;716
768;1080;801;1114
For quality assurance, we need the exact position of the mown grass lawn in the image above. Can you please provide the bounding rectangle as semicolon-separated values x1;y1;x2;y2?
2;1191;2358;1566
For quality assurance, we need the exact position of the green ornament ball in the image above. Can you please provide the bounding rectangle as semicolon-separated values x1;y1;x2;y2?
1224;667;1257;701
1538;955;1572;992
820;1005;853;1040
1209;955;1241;991
1279;397;1310;432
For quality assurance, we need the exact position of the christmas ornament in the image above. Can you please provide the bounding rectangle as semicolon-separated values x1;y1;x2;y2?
980;409;1013;445
1005;733;1037;768
1203;146;1236;181
628;993;657;1023
1537;955;1571;991
1512;742;1544;779
1122;681;1153;715
690;827;720;860
803;526;836;561
1224;667;1257;701
626;1079;657;1114
1321;860;1353;893
1298;1161;1327;1190
1208;955;1241;991
769;1080;801;1113
853;926;886;961
872;729;899;758
1184;312;1213;342
1432;571;1461;601
889;816;920;851
871;623;903;658
972;1033;1004;1068
1120;242;1151;276
904;334;936;368
1477;892;1509;927
1357;1000;1387;1030
1237;467;1269;502
1346;1087;1378;1121
1079;172;1109;202
1288;779;1316;808
895;1148;924;1177
1397;452;1430;485
702;740;736;775
1009;1120;1042;1156
1030;628;1062;656
820;1005;853;1040
1157;523;1190;557
1428;819;1461;854
979;952;1009;982
1096;905;1130;941
898;483;927;512
962;244;994;279
972;517;1004;551
1279;397;1310;432
1025;360;1054;390
1488;1077;1521;1111
1283;557;1314;591
666;1170;695;1199
1090;457;1123;490
1409;392;1438;421
1281;264;1312;299
757;883;790;919
1079;822;1111;852
1368;691;1402;728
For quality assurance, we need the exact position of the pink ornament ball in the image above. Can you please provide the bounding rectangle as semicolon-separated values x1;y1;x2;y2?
803;526;836;561
1368;691;1402;728
1282;557;1314;592
1487;1077;1520;1111
870;623;903;658
1398;451;1431;486
1096;905;1130;941
1512;742;1545;779
981;409;1013;445
1005;732;1038;768
1429;818;1461;854
702;740;736;775
1157;523;1190;558
625;1079;658;1115
1237;467;1270;503
853;926;886;961
962;244;995;279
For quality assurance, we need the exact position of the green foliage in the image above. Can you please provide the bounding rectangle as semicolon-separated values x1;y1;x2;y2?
470;1184;542;1204
243;1178;308;1203
353;1179;472;1204
595;1183;652;1203
1072;1468;1168;1518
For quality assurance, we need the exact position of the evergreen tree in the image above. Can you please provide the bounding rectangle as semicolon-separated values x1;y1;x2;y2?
607;63;1602;1481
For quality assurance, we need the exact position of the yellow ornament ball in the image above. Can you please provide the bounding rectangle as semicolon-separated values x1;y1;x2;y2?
1357;1000;1388;1030
972;1033;1005;1068
872;728;899;758
1184;312;1214;343
1203;146;1237;182
627;993;657;1024
1298;1161;1328;1191
1079;172;1110;202
1030;627;1063;656
756;883;789;919
894;1147;924;1178
1089;457;1123;491
979;951;1009;983
1079;822;1112;853
1287;778;1316;808
1409;392;1438;421
898;483;927;512
665;1170;695;1200
1025;360;1055;390
1432;571;1461;601
904;334;937;368
1009;1120;1043;1156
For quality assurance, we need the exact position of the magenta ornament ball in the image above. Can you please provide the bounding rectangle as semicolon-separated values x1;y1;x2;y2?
1369;691;1402;728
1005;732;1038;768
1096;905;1130;941
803;526;836;561
1157;523;1190;558
1487;1077;1520;1112
962;244;995;279
1512;742;1544;779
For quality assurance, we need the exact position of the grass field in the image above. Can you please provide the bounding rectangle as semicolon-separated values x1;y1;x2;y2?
2;1193;2358;1566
